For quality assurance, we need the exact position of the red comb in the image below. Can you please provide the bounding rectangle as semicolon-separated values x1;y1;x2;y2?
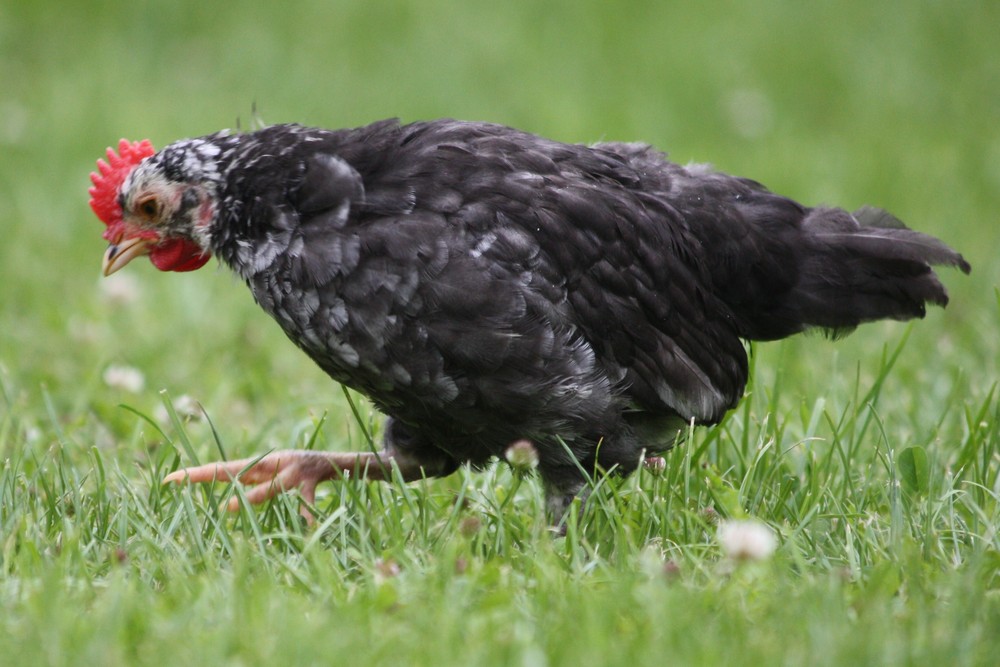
89;139;156;240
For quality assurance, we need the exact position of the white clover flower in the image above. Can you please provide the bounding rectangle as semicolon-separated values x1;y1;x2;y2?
504;440;539;471
643;455;666;474
102;364;145;393
24;426;42;445
153;394;203;423
98;273;141;306
373;558;400;581
718;519;777;562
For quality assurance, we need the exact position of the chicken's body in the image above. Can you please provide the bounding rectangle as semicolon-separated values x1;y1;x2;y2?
92;119;969;518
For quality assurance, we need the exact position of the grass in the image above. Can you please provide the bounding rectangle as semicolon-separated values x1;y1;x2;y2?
2;0;999;664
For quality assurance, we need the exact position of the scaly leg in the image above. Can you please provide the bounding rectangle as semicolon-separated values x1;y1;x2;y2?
162;449;423;521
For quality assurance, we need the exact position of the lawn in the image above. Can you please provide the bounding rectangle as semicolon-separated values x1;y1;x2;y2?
1;1;999;665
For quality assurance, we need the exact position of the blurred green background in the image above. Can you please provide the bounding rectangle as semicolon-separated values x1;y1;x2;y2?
1;0;997;447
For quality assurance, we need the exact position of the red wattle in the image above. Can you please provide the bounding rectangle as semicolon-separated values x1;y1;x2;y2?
149;239;211;272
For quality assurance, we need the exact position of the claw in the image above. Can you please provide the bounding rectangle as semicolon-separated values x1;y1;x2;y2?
162;449;424;523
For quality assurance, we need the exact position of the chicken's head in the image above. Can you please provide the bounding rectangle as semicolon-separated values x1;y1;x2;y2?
90;139;215;276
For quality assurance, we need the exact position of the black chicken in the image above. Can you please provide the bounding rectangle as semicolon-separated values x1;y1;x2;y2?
90;119;969;519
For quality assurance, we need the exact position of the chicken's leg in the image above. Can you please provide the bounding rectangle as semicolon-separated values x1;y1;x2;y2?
162;449;422;520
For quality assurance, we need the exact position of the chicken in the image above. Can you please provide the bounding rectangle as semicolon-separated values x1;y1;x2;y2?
89;119;970;520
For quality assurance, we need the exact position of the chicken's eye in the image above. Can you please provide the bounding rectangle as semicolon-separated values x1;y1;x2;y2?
136;196;161;221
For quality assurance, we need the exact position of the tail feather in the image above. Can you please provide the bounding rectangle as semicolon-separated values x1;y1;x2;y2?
825;206;971;274
728;204;969;341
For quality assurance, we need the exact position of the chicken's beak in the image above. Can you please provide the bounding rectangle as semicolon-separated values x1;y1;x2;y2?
102;236;152;276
